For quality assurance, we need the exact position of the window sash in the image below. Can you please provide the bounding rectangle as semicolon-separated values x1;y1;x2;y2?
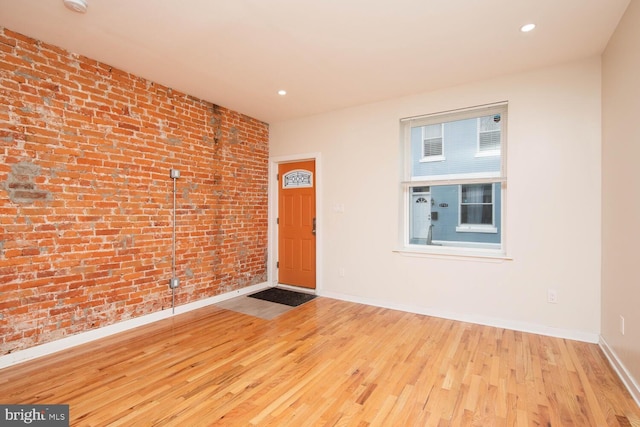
403;104;507;182
402;175;504;188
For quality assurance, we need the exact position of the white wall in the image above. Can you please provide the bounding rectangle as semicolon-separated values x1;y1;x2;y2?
602;0;640;403
270;58;602;342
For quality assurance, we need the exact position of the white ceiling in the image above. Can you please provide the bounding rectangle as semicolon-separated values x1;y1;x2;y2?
0;0;630;123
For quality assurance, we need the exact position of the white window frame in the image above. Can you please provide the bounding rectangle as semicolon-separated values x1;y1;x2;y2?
400;102;508;258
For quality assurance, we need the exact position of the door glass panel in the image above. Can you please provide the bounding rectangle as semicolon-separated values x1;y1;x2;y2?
283;170;313;188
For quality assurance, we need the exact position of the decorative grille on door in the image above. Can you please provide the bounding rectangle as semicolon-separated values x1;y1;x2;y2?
282;169;313;189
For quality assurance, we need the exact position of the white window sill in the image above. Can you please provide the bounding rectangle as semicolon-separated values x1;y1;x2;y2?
394;246;512;262
455;225;498;234
475;150;500;158
419;155;445;163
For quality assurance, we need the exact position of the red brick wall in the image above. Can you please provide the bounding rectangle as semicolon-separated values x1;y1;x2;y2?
0;28;269;355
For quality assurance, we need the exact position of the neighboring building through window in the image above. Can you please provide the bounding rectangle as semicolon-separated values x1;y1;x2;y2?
402;103;506;253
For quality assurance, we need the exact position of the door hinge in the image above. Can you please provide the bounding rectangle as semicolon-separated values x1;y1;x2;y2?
276;173;279;181
277;217;279;224
276;261;279;268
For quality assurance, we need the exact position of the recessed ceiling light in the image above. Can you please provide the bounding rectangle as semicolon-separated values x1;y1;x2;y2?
63;0;88;13
520;23;536;33
277;90;287;96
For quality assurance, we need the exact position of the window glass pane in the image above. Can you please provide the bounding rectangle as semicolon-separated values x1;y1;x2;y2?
461;205;493;224
412;186;430;193
423;124;441;139
411;116;501;178
479;115;501;132
409;183;501;248
423;138;443;157
461;184;492;203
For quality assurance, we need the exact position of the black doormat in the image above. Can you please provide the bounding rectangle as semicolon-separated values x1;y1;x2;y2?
248;288;316;307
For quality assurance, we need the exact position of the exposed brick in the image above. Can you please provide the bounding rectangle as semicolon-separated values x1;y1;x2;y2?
0;27;269;355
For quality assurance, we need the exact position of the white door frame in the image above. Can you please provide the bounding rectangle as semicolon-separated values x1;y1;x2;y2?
268;152;322;292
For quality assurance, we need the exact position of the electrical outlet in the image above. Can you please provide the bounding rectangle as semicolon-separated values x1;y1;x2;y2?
620;315;625;335
169;277;180;289
547;289;558;304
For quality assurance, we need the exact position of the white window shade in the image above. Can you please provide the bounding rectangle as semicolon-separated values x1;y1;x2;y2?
423;138;443;157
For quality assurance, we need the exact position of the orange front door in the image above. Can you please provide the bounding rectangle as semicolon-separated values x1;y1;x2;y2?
278;160;316;289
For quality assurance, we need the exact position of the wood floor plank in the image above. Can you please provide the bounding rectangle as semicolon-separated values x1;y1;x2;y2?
0;297;638;426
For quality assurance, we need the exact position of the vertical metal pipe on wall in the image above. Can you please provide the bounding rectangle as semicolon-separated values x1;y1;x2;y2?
169;169;180;313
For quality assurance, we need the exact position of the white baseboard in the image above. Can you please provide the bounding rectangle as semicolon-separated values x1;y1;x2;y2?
0;282;270;370
599;337;640;408
2;283;606;372
318;290;600;343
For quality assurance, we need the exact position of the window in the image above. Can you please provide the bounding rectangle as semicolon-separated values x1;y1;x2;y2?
402;103;506;254
421;124;444;161
457;184;498;233
477;115;501;155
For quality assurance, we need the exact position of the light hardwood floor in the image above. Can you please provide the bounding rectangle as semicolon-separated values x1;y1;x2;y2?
0;297;638;426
